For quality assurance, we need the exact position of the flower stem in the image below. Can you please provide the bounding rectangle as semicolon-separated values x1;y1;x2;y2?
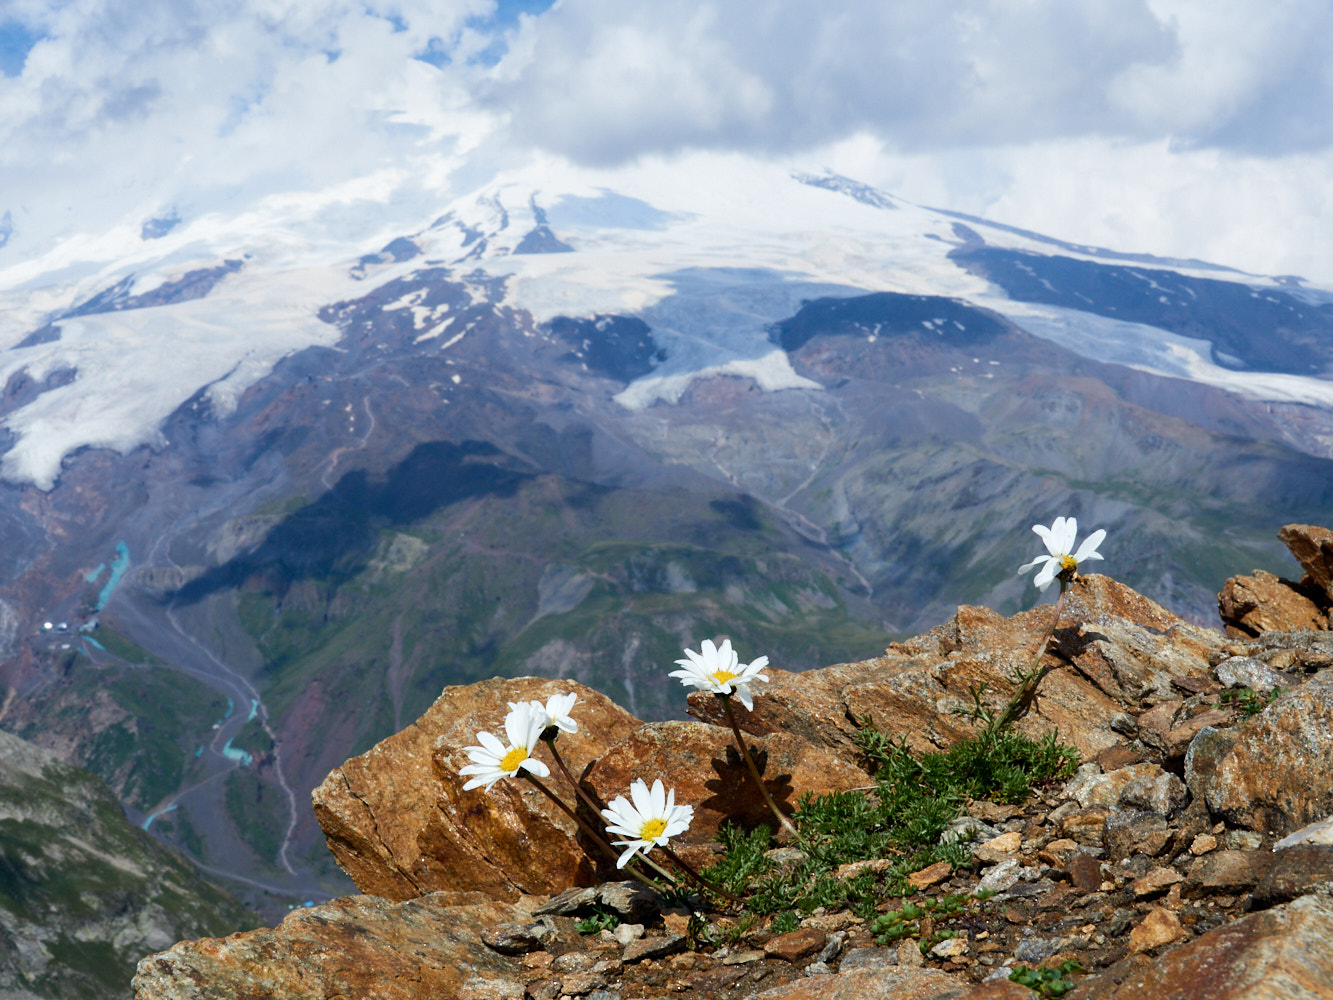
991;580;1070;735
659;844;744;903
530;749;680;889
719;694;799;839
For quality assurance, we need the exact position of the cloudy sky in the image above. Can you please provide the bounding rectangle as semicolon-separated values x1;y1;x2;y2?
2;0;1332;282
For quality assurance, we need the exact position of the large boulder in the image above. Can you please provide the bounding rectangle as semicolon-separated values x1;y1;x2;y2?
1218;570;1326;637
689;575;1225;762
132;891;534;1000
1278;524;1333;603
1086;894;1333;999
312;676;641;901
1205;668;1333;837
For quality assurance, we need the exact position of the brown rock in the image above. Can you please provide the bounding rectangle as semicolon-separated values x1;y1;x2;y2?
1278;524;1333;602
1250;845;1333;910
1205;670;1333;837
1102;809;1171;862
1131;867;1184;898
132;892;532;999
1183;850;1274;898
764;928;827;961
907;860;954;890
1128;906;1184;953
974;831;1022;863
1189;833;1218;856
312;677;641;901
1218;569;1325;637
1094;894;1333;999
749;965;968;1000
688;576;1224;764
958;982;1038;1000
1067;853;1103;892
584;720;871;849
1059;806;1111;847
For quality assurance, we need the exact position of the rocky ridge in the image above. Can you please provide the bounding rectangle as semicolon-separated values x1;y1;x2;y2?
132;525;1333;999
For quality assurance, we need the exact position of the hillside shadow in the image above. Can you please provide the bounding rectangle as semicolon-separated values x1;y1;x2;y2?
170;440;533;606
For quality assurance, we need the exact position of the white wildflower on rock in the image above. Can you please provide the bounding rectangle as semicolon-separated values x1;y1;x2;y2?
459;700;550;791
512;692;579;737
601;778;694;868
669;638;770;710
1018;515;1105;592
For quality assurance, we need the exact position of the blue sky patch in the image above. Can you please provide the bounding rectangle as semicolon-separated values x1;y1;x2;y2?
0;20;43;77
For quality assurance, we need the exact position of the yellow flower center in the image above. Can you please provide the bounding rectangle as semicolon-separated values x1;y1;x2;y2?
500;746;529;772
640;817;668;841
710;670;739;685
1059;555;1078;572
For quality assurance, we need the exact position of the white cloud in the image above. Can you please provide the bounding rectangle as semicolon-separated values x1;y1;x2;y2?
0;0;1331;285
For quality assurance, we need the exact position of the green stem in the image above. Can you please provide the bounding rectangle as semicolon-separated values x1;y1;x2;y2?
659;843;744;904
991;579;1071;735
719;694;799;839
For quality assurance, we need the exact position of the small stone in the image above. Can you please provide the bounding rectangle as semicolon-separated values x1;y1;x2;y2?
896;938;924;967
907;860;954;889
1102;808;1171;862
597;881;662;921
612;923;644;946
552;952;595;974
720;950;766;966
1215;656;1290;695
977;858;1023;894
1129;906;1184;953
974;831;1023;864
930;936;969;959
482;922;544;955
623;932;686;963
1190;833;1218;856
1119;772;1190;820
1067;853;1103;892
661;911;690;936
523;952;554;971
835;857;895;879
763;927;827;962
1132;867;1184;898
1225;829;1264;851
838;947;897;971
803;961;833;976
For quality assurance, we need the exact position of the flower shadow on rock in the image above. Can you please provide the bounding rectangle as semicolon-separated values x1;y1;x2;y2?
700;744;796;827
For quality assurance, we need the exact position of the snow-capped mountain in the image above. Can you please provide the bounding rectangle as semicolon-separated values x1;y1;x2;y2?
1;155;1331;913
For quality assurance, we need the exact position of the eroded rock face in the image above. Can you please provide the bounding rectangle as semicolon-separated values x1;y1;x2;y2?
1092;894;1333;999
1218;569;1326;637
132;892;534;1000
1278;524;1333;602
689;575;1225;762
1205;669;1333;837
312;677;641;900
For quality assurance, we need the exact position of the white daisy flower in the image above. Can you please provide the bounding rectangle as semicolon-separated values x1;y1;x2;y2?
512;692;578;737
1018;515;1106;592
600;778;694;869
669;638;770;710
459;700;551;791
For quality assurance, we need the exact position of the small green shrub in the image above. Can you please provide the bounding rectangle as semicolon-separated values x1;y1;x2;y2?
1010;959;1085;997
575;906;620;934
1219;686;1283;718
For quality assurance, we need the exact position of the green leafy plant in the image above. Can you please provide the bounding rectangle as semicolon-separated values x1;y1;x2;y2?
575;906;621;935
1010;959;1086;997
1219;685;1284;718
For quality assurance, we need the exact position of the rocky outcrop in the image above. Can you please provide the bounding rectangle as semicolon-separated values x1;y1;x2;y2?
687;575;1225;762
312;676;641;900
1204;668;1333;836
0;729;256;1000
133;892;536;999
1219;524;1333;636
135;554;1333;1000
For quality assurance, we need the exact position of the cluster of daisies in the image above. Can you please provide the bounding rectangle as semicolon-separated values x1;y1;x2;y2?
459;515;1105;876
